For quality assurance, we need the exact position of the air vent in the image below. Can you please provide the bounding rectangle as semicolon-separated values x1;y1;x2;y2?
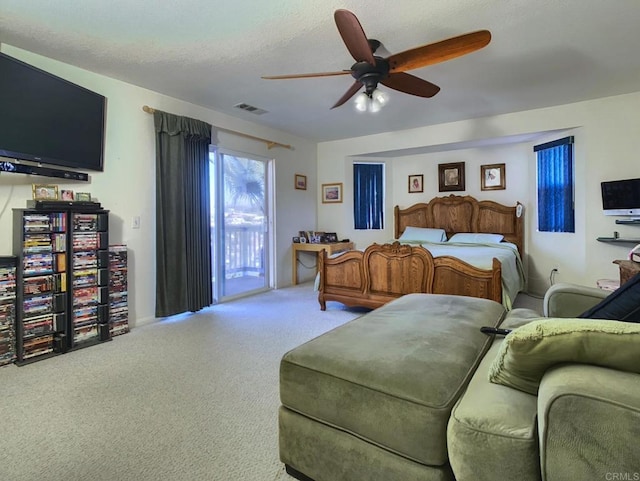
234;103;268;115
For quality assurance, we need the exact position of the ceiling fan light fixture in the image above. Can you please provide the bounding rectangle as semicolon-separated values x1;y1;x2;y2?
371;88;389;108
354;92;369;112
354;88;388;113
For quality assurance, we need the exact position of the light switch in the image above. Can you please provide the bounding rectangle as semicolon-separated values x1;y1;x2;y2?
132;216;141;229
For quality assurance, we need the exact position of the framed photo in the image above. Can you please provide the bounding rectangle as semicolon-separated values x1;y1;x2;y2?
60;189;74;201
321;183;343;203
292;236;301;243
76;192;92;202
438;162;465;192
408;174;424;193
481;163;506;191
32;184;59;200
324;232;338;243
294;174;307;190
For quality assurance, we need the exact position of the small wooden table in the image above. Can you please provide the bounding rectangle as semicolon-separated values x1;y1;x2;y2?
292;241;354;285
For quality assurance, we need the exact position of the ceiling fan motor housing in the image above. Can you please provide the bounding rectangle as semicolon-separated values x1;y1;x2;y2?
351;57;390;94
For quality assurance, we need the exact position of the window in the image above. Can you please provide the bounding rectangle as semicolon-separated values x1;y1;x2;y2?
535;136;574;232
353;162;384;229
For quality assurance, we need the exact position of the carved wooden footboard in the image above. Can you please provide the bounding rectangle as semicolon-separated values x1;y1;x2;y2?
317;242;502;310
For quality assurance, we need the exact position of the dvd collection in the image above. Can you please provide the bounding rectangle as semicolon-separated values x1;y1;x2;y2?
109;245;129;336
3;209;129;367
0;258;17;366
5;208;122;366
70;213;109;346
16;212;71;361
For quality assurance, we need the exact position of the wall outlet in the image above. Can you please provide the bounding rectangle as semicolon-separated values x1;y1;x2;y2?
131;216;141;229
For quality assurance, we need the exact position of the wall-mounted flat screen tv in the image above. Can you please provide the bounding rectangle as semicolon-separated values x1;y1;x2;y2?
0;52;106;172
601;177;640;217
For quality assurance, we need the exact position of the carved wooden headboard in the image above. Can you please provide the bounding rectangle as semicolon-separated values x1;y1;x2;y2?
394;194;525;256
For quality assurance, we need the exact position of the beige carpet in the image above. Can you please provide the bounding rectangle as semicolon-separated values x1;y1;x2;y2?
0;284;541;481
0;283;362;481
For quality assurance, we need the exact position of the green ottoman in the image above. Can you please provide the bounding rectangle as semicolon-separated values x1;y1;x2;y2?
279;293;506;481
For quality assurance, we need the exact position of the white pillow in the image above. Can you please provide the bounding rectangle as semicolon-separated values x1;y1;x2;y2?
448;233;504;244
398;226;447;243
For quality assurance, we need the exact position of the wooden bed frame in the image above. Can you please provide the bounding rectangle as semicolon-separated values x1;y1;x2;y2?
318;195;524;310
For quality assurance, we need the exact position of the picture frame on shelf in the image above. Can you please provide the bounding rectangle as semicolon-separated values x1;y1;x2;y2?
324;232;338;243
321;183;343;203
32;184;58;200
60;189;74;201
481;163;506;191
438;162;465;192
408;174;424;193
75;192;92;202
294;174;307;190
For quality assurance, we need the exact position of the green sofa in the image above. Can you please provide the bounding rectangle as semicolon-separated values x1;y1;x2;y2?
279;284;640;480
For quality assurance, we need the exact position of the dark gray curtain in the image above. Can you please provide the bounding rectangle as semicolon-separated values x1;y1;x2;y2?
154;111;213;317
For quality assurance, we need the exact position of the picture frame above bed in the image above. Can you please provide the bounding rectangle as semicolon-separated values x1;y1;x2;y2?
408;174;424;193
481;163;506;191
438;162;465;192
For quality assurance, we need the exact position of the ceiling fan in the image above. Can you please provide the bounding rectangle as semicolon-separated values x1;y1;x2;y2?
262;9;491;111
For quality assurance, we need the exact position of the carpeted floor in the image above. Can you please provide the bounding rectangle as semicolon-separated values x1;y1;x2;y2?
0;284;541;481
0;283;361;481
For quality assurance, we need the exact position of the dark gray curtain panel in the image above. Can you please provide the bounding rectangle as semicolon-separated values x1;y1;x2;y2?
154;111;213;317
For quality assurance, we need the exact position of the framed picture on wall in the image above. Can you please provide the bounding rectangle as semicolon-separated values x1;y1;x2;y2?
295;174;307;190
438;162;465;192
408;174;424;193
481;163;506;191
322;183;343;203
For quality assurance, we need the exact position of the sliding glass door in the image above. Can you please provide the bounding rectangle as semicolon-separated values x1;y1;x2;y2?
210;148;273;302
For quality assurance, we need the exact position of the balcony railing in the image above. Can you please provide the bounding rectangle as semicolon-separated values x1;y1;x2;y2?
221;224;264;278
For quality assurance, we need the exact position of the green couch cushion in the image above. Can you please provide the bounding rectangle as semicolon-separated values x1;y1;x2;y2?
280;293;505;466
448;342;541;481
489;318;640;395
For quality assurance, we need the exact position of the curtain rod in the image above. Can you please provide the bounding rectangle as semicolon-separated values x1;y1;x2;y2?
142;105;292;150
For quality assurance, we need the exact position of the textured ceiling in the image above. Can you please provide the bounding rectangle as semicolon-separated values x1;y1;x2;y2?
1;0;640;142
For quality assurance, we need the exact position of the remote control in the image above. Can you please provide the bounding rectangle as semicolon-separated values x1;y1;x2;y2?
480;326;512;336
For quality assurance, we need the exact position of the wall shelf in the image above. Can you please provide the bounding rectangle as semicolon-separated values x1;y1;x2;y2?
597;237;640;245
615;219;640;225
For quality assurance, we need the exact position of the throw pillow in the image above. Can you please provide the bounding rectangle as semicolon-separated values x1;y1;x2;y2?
448;233;504;244
488;318;640;395
398;226;447;243
579;271;640;322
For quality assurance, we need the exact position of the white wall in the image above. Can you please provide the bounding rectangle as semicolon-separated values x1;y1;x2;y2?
0;45;318;326
317;92;640;295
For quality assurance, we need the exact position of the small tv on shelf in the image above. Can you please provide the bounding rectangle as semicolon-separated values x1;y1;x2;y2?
0;52;106;172
601;177;640;217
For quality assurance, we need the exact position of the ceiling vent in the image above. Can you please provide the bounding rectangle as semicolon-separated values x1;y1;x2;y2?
234;103;268;115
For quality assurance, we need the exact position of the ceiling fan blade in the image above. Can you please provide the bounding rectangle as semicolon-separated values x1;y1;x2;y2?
331;81;363;109
381;72;440;98
388;30;491;73
262;70;351;80
334;9;376;65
